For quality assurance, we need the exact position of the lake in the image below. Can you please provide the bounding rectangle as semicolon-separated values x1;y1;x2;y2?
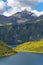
0;52;43;65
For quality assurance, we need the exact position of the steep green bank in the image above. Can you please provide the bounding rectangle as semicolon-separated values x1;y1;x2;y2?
0;40;17;56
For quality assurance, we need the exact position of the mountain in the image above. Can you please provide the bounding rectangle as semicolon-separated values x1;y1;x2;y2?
0;40;17;56
11;10;37;24
14;40;43;53
0;15;10;23
0;10;43;45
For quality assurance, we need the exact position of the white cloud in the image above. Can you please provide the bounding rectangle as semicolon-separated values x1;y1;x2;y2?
39;0;43;2
31;10;43;16
3;7;21;16
7;0;20;7
0;0;6;14
3;7;32;16
3;0;38;16
0;0;43;16
7;0;38;7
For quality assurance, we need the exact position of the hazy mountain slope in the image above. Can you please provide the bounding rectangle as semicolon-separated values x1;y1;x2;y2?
0;10;43;45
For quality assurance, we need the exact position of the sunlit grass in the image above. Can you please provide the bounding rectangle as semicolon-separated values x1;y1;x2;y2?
14;40;43;53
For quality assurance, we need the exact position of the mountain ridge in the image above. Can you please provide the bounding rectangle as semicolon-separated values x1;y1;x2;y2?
0;10;43;24
0;10;43;45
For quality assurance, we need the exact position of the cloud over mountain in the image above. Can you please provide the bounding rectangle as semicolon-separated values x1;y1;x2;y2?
0;0;43;16
0;0;6;14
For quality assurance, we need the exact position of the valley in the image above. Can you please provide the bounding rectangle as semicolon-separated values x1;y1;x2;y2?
0;10;43;56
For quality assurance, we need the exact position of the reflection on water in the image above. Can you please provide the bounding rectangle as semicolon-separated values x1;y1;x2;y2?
0;52;43;65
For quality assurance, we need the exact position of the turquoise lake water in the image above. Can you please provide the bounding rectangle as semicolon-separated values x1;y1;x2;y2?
0;52;43;65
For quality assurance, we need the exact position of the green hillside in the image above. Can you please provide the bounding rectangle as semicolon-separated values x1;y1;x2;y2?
0;40;17;56
14;40;43;53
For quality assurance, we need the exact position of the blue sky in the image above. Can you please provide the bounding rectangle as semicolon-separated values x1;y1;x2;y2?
0;0;43;16
3;0;7;2
34;2;43;11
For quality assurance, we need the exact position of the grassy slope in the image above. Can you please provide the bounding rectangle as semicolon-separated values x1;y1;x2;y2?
14;40;43;53
0;40;17;56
